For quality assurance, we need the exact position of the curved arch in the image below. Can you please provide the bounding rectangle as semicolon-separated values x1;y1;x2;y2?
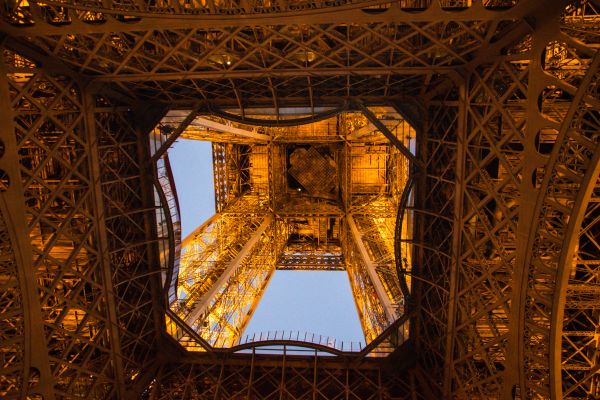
154;160;179;303
395;175;415;307
548;60;600;398
521;52;600;398
0;200;26;398
229;340;347;356
0;0;529;42
225;311;412;357
550;150;600;399
207;104;347;127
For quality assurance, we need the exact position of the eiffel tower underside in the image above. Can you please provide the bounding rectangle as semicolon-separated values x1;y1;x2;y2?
158;109;414;351
0;1;599;399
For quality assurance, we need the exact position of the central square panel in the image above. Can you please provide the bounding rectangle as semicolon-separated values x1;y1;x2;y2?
287;144;339;200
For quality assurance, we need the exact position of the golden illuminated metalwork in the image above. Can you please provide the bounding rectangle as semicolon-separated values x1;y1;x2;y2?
161;110;413;349
1;1;600;399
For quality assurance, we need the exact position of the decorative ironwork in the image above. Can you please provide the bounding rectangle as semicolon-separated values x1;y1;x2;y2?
0;1;599;398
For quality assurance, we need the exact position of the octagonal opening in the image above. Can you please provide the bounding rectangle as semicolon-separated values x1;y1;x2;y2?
151;107;415;355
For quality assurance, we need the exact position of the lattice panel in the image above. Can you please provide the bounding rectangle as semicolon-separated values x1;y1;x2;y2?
352;214;402;307
172;205;266;320
343;223;390;343
147;356;424;400
416;4;600;398
194;219;289;347
212;143;250;213
1;0;522;23
1;3;527;107
0;206;25;397
94;98;162;390
2;48;123;397
524;54;600;398
560;176;600;399
413;89;458;396
449;57;528;396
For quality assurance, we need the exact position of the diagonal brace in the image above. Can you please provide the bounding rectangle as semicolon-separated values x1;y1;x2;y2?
356;102;423;169
151;106;201;163
185;215;273;325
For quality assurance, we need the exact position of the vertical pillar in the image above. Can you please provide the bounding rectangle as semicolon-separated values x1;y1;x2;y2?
185;215;273;324
82;88;126;397
0;48;55;400
443;79;468;396
505;7;568;396
347;215;396;323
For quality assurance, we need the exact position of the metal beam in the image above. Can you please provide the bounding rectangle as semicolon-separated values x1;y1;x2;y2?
184;215;273;325
151;107;200;163
0;2;536;36
185;115;271;142
82;89;127;398
0;47;55;400
92;67;451;83
547;53;600;399
442;80;467;397
505;4;572;394
2;35;135;102
551;145;600;399
209;104;347;127
357;103;422;169
347;215;396;323
346;119;404;141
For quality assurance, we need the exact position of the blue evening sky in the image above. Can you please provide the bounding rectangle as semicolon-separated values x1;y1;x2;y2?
168;139;364;344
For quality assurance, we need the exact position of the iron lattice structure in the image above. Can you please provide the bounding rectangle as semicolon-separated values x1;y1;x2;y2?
0;0;599;399
155;110;412;350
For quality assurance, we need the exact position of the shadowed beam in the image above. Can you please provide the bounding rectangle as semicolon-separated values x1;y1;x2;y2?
357;102;422;169
0;1;538;36
151;107;201;163
208;104;347;127
186;116;270;142
346;119;405;141
92;67;453;82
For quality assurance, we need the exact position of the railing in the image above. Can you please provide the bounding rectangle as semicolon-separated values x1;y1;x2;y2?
226;312;412;357
165;304;412;357
240;330;366;353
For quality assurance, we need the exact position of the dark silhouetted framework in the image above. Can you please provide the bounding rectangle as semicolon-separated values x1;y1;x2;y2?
0;1;599;399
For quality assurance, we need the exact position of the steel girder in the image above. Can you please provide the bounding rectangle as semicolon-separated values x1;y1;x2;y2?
552;172;600;399
147;352;427;400
1;0;600;399
413;1;600;398
0;1;530;110
0;49;164;398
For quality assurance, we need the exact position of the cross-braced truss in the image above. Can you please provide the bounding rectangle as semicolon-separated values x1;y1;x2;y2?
2;0;532;109
147;350;428;400
555;174;600;399
414;2;600;398
1;0;600;399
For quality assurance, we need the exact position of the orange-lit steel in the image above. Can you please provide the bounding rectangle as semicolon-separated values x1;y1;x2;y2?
1;1;599;399
163;110;413;349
